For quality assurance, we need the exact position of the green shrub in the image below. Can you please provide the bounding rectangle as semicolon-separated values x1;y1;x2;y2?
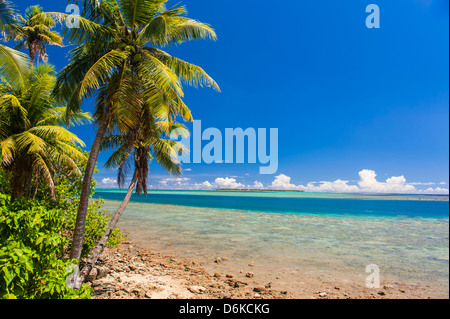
0;194;91;298
62;197;128;258
49;173;128;258
0;149;127;299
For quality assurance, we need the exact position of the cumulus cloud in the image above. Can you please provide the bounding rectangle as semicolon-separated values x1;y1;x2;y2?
252;181;264;189
214;177;244;189
270;175;359;192
159;177;190;185
100;177;118;188
423;187;449;194
150;170;449;194
271;174;297;190
305;180;360;193
157;177;192;189
409;182;436;186
357;169;417;193
199;181;213;189
157;176;245;190
266;169;448;194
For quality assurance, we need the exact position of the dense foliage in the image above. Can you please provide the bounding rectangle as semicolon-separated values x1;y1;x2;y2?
0;64;90;199
0;153;126;299
0;193;91;298
0;0;217;299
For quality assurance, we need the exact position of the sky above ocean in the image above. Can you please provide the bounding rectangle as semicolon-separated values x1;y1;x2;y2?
11;0;449;194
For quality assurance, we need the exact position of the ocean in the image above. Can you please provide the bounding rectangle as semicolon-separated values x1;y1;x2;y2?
94;190;449;296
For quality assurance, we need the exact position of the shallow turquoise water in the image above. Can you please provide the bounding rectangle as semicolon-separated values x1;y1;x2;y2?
95;190;449;294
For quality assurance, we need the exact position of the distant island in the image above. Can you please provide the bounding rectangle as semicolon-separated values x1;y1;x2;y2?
215;189;306;192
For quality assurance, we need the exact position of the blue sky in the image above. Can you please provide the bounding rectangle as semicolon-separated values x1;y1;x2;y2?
11;0;449;193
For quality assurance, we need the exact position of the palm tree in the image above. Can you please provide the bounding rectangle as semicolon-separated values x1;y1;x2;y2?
0;0;30;87
0;0;15;31
0;40;29;86
2;5;63;65
0;64;91;199
46;0;220;261
73;121;188;287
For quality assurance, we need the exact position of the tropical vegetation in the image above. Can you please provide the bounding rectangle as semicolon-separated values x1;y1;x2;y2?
0;0;219;298
0;64;90;199
2;5;63;65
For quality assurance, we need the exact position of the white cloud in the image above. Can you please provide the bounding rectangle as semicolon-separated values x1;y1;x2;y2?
409;182;436;186
252;181;264;189
200;181;213;188
157;177;192;189
149;170;448;195
184;168;192;172
271;174;297;190
100;177;118;188
159;177;190;185
189;178;245;190
270;175;358;193
423;187;450;194
214;177;244;189
266;169;448;195
357;169;419;193
305;180;360;193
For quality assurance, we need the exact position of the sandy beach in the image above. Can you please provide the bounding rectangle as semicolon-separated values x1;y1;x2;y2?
89;240;447;299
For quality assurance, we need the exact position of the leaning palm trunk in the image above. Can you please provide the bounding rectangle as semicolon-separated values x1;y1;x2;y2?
70;115;109;260
72;171;137;289
63;0;219;266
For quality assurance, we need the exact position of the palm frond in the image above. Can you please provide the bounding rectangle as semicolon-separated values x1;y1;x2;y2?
32;11;113;45
0;0;16;32
0;93;27;117
14;131;47;154
119;0;167;28
33;152;56;199
28;125;86;147
0;44;30;87
144;47;220;91
78;49;130;100
141;14;217;46
137;50;183;97
37;107;92;127
0;135;15;165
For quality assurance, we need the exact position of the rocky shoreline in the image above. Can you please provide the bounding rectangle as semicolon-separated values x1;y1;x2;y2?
88;242;290;299
85;241;445;299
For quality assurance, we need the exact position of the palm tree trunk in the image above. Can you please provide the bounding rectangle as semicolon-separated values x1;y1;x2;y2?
11;156;33;199
73;171;137;289
69;115;109;261
32;171;39;200
28;43;36;65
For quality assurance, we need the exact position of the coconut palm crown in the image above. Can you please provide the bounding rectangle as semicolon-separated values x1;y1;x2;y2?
2;5;63;65
44;0;220;261
51;0;220;130
0;64;91;199
0;0;30;87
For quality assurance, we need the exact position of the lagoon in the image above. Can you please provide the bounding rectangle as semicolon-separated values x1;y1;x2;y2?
95;190;449;297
